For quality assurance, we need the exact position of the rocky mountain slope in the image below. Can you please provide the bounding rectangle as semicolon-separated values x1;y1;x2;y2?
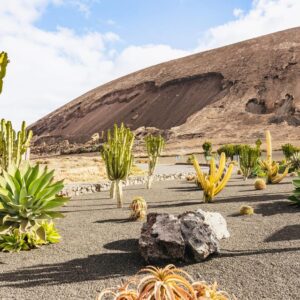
30;27;300;154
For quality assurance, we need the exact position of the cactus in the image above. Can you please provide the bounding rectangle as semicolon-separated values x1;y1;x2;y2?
145;134;165;189
129;196;147;221
202;141;212;161
0;52;9;94
258;130;289;184
0;119;33;171
192;152;233;202
239;145;260;180
239;205;254;215
101;123;134;208
254;178;266;190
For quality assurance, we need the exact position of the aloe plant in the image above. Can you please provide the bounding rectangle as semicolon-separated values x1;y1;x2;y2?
0;163;68;251
101;123;134;208
145;134;164;189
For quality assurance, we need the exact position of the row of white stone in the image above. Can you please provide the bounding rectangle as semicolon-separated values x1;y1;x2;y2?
62;172;195;196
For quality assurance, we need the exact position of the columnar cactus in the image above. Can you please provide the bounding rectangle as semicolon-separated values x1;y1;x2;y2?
0;119;33;171
101;123;134;208
192;152;233;202
239;145;260;180
0;52;9;94
145;134;165;189
258;130;289;184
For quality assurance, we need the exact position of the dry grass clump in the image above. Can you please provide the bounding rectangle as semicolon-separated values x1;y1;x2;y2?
97;264;234;300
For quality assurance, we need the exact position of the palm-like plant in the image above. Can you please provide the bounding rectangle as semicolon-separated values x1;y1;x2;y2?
288;174;300;206
0;163;68;240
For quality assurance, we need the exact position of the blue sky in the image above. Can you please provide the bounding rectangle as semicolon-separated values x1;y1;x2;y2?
37;0;253;50
0;0;299;126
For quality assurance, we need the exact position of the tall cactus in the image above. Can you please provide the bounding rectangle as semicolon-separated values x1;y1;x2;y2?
258;130;289;184
0;119;33;171
101;123;134;208
0;52;9;94
145;134;165;189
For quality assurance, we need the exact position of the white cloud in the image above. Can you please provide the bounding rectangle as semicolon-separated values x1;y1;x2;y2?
0;0;187;127
0;0;299;127
197;0;300;51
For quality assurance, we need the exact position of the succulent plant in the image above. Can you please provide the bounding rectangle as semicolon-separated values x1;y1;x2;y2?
101;123;134;208
192;153;233;202
97;264;233;300
129;197;147;221
288;174;300;206
254;178;266;190
239;205;254;215
145;134;164;189
258;131;289;184
0;164;69;244
281;143;299;160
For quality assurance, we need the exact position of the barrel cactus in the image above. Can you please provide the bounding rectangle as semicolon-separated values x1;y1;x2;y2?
254;178;266;190
129;196;147;221
239;205;254;215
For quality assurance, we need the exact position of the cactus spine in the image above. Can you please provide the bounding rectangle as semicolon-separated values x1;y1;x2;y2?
0;52;9;94
192;152;233;202
0;119;33;171
101;123;134;208
145;134;165;189
258;130;289;184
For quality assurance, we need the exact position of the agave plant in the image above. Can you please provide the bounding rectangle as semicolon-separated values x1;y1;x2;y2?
0;163;68;250
97;265;233;300
138;265;196;299
288;174;300;206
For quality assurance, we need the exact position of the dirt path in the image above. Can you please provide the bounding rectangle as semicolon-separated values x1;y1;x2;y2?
0;176;299;300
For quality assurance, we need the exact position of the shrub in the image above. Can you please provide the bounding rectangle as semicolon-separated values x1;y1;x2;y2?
255;139;262;149
129;197;147;221
0;164;68;252
97;264;233;300
254;179;266;190
289;153;300;172
281;143;299;160
192;153;233;202
288;174;300;206
217;144;235;160
240;205;254;215
239;145;260;180
202;141;212;160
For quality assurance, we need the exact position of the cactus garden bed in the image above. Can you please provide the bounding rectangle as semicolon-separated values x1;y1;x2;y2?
0;176;299;299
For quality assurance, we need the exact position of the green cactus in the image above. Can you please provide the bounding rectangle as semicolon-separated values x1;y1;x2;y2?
0;52;9;94
145;134;165;189
101;123;134;208
239;145;260;180
0;119;33;171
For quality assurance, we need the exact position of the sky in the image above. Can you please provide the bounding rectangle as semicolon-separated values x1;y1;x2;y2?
0;0;299;127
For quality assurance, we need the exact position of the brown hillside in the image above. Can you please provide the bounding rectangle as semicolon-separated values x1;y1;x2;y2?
30;27;300;153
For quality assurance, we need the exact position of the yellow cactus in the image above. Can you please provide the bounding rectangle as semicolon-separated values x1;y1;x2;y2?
259;130;289;184
192;152;233;202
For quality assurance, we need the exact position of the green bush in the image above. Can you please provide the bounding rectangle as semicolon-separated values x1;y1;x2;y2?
239;145;260;180
281;143;299;160
0;164;68;252
202;141;212;158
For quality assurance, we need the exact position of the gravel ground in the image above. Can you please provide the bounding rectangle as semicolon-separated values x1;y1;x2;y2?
0;175;299;300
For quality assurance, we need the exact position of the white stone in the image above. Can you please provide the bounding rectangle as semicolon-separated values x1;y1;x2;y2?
196;209;230;240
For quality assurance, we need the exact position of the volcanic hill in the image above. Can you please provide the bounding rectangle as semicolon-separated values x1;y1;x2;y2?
31;27;300;154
